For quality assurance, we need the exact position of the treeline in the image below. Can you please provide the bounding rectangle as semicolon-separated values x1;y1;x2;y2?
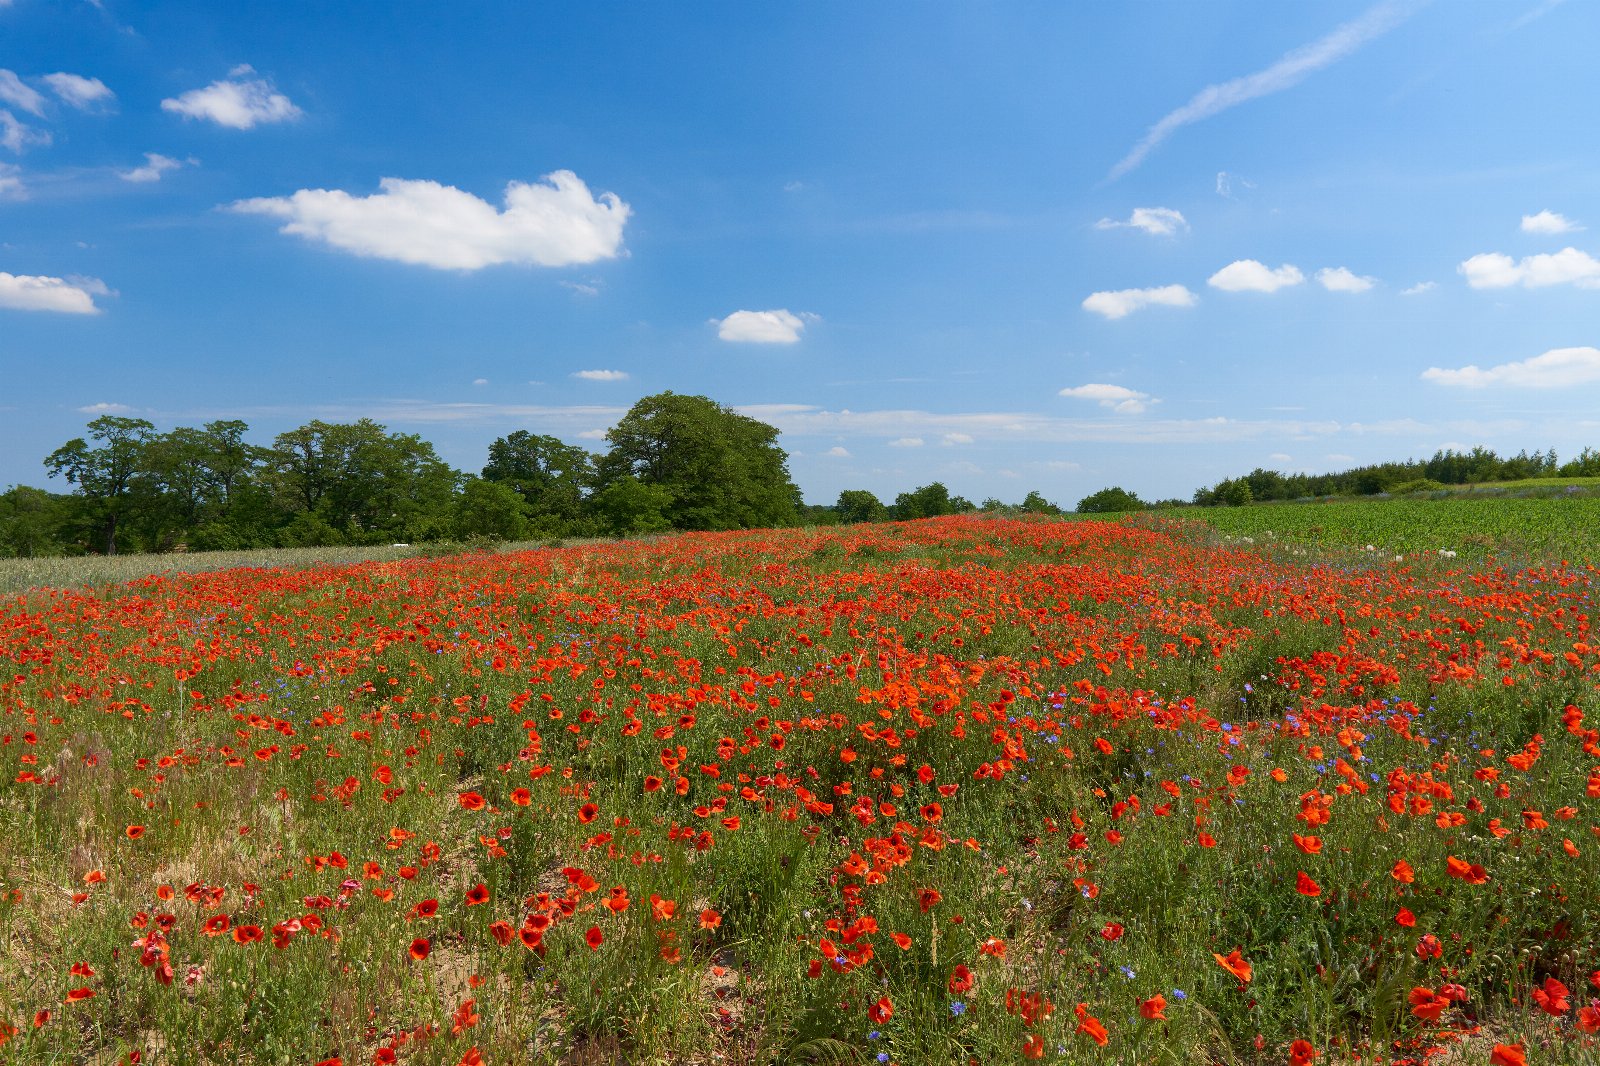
1191;446;1600;507
0;392;1066;558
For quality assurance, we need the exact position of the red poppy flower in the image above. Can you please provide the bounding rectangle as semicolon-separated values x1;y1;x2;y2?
1295;871;1322;898
1288;1039;1317;1066
948;964;974;994
1489;1044;1527;1066
1101;922;1125;941
65;987;95;1003
584;926;603;950
866;996;893;1024
125;826;146;840
231;925;264;945
1139;994;1167;1021
464;884;490;906
409;937;431;961
457;791;486;811
1213;949;1252;983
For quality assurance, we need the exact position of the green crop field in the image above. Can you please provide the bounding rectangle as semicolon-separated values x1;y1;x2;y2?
1152;495;1600;566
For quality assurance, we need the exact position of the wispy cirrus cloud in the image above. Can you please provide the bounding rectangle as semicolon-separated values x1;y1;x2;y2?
1108;0;1422;180
1094;207;1188;236
1059;383;1155;414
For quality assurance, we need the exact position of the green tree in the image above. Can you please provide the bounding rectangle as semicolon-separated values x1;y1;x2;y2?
1021;490;1059;515
44;416;158;554
454;477;530;541
1076;486;1144;514
0;486;68;557
835;489;889;524
267;419;459;543
892;482;956;520
597;392;799;530
481;431;595;533
588;476;674;536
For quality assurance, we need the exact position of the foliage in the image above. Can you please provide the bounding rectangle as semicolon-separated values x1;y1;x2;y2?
836;489;890;524
598;391;801;531
1076;485;1144;513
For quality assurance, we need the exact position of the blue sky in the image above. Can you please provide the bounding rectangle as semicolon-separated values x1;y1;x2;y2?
3;0;1598;506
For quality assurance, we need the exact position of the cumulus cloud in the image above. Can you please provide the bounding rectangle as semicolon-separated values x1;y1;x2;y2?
1521;209;1582;235
1108;0;1419;179
941;433;974;446
1081;284;1197;320
1;109;49;153
0;70;45;116
1422;346;1600;389
0;271;105;313
1094;206;1188;236
1400;281;1437;295
714;308;812;343
572;369;628;381
1458;247;1600;289
42;72;114;110
231;171;630;270
888;437;924;448
119;152;187;183
824;446;850;458
1208;259;1305;293
1058;383;1155;414
77;402;135;414
161;66;302;129
1316;266;1376;292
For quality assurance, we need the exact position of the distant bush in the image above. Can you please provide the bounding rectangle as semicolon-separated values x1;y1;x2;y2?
1077;486;1144;514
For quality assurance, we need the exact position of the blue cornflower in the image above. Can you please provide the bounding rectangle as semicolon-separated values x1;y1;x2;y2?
949;1001;966;1016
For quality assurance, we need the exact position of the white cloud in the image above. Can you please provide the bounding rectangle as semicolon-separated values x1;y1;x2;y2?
940;432;974;446
119;152;186;183
572;369;628;381
77;402;134;414
231;171;630;270
888;437;924;448
1094;207;1188;236
714;308;811;344
0;70;45;116
1269;452;1293;463
1400;281;1437;295
824;446;850;458
1521;209;1581;235
1058;383;1155;415
41;72;114;110
577;428;609;440
1208;259;1305;293
1081;284;1197;320
1316;266;1376;293
1;109;49;153
0;162;22;198
161;66;302;129
561;279;599;296
0;271;104;313
1422;346;1600;389
1108;0;1418;179
1459;247;1600;289
472;378;488;386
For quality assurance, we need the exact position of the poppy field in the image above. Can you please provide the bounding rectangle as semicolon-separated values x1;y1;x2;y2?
2;515;1598;1065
